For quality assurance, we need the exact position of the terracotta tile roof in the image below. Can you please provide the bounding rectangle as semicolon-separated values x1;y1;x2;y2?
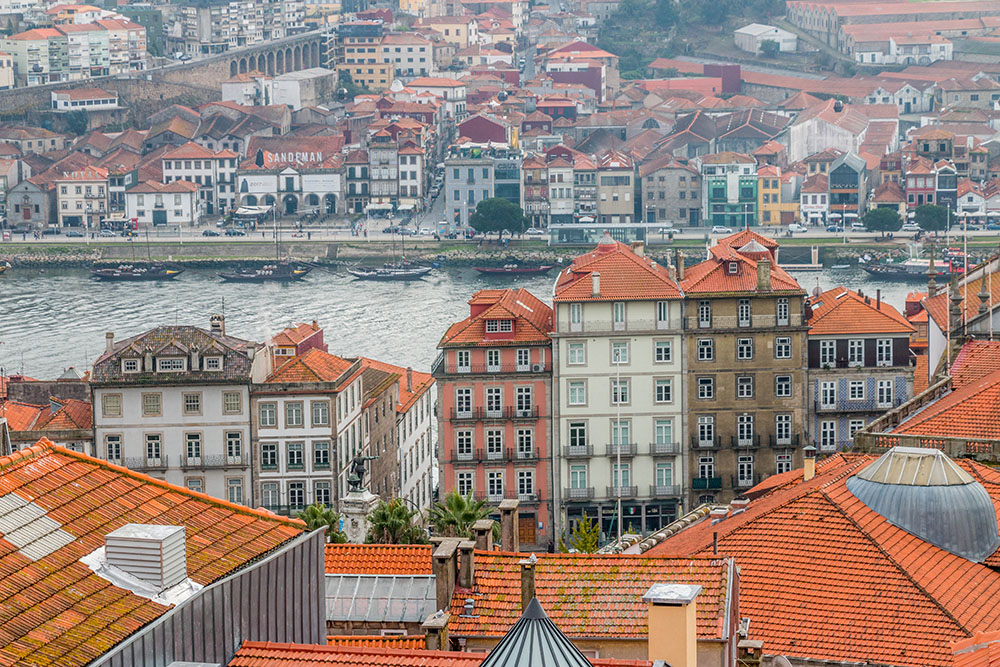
163;141;231;160
266;348;355;384
271;322;322;347
439;288;553;347
0;401;45;430
0;440;303;667
230;642;483;667
34;397;92;430
449;551;732;640
648;453;1000;667
324;544;432;575
359;358;433;413
893;366;1000;439
326;635;427;649
955;632;1000;667
950;341;1000;388
554;236;681;302
807;287;914;335
873;180;906;203
924;270;1000;332
914;354;930;394
682;235;802;296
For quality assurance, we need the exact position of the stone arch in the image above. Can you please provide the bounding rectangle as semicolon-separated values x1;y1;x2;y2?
244;195;258;206
283;194;298;215
264;194;276;206
230;61;238;77
266;52;274;76
239;57;248;74
294;45;302;71
306;193;320;207
324;194;336;214
312;42;320;68
285;47;293;71
276;49;284;74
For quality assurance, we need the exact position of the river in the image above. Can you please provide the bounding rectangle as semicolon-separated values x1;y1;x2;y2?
0;265;918;379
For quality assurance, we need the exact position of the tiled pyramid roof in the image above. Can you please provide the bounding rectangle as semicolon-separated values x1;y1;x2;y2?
807;287;914;335
554;235;681;302
439;288;553;348
266;348;355;384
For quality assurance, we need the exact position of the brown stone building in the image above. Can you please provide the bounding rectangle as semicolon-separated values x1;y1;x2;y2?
680;229;808;505
360;359;401;501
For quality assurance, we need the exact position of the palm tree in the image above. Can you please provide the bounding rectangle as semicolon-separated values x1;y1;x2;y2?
365;499;428;544
297;503;347;543
428;491;498;540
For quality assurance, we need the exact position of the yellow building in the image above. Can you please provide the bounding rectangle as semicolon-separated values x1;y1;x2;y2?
336;21;392;90
413;16;478;48
757;165;799;225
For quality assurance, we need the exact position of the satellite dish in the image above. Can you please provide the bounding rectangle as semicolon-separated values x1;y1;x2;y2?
497;91;508;101
336;87;348;101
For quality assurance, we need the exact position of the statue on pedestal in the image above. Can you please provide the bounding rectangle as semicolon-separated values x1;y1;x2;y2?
347;455;378;493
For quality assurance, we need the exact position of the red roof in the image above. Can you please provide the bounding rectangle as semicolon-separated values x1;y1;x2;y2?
271;322;322;347
324;544;432;575
326;635;427;649
554;235;681;302
0;440;302;667
955;632;1000;667
163;141;237;160
439;288;553;347
682;232;801;295
52;87;115;101
266;348;355;384
359;358;433;413
807;286;914;335
648;453;1000;667
893;367;1000;440
951;341;1000;388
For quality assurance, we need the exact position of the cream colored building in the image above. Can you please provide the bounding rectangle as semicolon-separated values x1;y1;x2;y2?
0;51;14;90
55;166;108;228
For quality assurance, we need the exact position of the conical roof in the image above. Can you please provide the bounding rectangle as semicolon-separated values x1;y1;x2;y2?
479;598;593;667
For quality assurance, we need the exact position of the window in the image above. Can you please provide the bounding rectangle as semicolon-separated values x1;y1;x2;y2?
288;442;304;469
314;441;330;468
217;390;240;414
261;442;277;469
259;403;276;427
312;401;329;426
122;359;139;373
102;393;121;418
820;420;836;450
516;348;530;370
737;337;754;360
457;471;474;495
655;379;673;403
698;416;715;446
877;339;893;366
611;378;630;404
655;462;673;488
698;455;715;478
775;414;791;445
612;462;631;489
877;380;893;407
286;402;303;427
145;433;161;463
183;392;201;415
455;388;472;416
737;376;754;399
187;478;204;494
820;381;836;408
517;470;534;497
654;340;672;363
569;303;583;330
738;299;751;327
487;471;504;500
737;414;755;445
570;464;588;489
486;319;513;333
611;341;629;364
656;301;670;329
204;356;222;371
288;481;305;510
105;434;122;463
226;478;243;504
486;349;501;372
848;339;864;366
848;419;865;439
569;422;587;448
652;420;673;448
485;429;504;460
157;357;185;372
775;337;791;359
776;453;792;474
819;340;837;366
455;429;473;459
568;342;586;365
737;455;754;485
517;429;534;458
697;377;714;400
142;393;161;417
698;338;714;361
777;298;789;325
516;386;533;415
315;481;332;507
186;433;202;463
698;300;711;328
456;350;471;372
486;386;502;416
728;262;739;275
226;431;242;460
568;380;587;405
849;380;865;400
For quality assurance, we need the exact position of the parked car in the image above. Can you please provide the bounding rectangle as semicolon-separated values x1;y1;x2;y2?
525;227;546;236
98;229;116;237
987;222;1000;231
901;223;920;232
418;227;435;236
826;224;844;233
787;223;808;233
65;230;85;238
850;221;866;231
42;228;62;236
202;229;220;236
657;226;678;234
711;225;733;234
225;228;246;236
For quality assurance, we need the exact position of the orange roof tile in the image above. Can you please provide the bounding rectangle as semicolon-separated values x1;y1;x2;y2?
954;632;1000;667
34;397;92;430
893;367;1000;439
0;440;303;667
950;341;1000;388
449;551;732;640
266;348;354;384
682;237;802;296
439;288;553;348
807;287;914;335
359;358;433;412
324;544;432;575
915;354;930;394
648;453;1000;667
554;235;681;302
0;401;45;430
326;635;427;650
272;322;322;347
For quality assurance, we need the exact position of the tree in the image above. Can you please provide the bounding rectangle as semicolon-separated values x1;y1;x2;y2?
65;110;89;136
759;39;779;57
558;514;600;553
468;197;528;237
914;204;949;233
862;207;902;236
429;491;497;540
365;499;428;544
297;503;347;543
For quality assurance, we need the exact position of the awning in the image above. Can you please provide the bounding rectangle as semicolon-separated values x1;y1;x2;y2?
988;211;1000;217
397;204;415;211
828;213;842;219
578;216;595;223
845;213;858;218
365;203;393;211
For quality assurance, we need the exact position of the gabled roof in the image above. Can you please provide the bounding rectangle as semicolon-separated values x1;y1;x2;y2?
682;232;802;295
266;348;354;384
0;440;302;667
271;322;322;347
951;341;1000;389
873;180;905;203
807;287;914;335
439;288;553;347
554;235;682;302
893;367;1000;440
325;544;432;575
647;452;1000;667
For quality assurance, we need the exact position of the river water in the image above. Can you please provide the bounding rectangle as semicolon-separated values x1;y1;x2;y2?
0;265;916;379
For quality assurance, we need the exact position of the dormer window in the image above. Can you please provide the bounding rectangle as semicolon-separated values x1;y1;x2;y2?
727;262;739;275
122;359;139;373
157;357;186;372
486;319;513;333
204;356;222;371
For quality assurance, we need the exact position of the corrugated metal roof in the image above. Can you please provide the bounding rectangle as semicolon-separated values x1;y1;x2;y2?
480;598;591;667
325;574;436;623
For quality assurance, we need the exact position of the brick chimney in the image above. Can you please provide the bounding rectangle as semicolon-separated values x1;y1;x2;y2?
756;259;771;291
803;445;817;482
432;539;460;612
674;249;685;281
472;519;494;550
519;553;537;610
498;499;520;552
210;314;225;336
631;240;645;257
105;332;115;355
591;272;601;297
458;540;475;588
643;583;701;667
421;611;450;651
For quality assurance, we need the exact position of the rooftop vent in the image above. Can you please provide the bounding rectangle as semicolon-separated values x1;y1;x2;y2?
105;524;187;591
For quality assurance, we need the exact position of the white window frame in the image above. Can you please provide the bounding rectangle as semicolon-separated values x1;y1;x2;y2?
820;340;836;365
775;336;791;359
698;338;714;361
848;339;864;367
876;339;893;367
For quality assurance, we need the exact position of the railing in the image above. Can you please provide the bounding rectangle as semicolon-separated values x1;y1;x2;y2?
563;445;593;457
768;433;801;448
558;319;673;334
564;487;595;499
814;398;904;413
453;446;539;464
124;456;168;471
606;485;638;498
485;448;504;461
435;361;549;375
476;491;541;503
649;484;681;497
449;406;541;421
605;442;638;457
732;473;762;489
692;476;722;490
731;435;761;449
514;447;537;461
854;432;1000;461
455;449;476;462
182;453;249;469
650;441;681;455
690;436;722;450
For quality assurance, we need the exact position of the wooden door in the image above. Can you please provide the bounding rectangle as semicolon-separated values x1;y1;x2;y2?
518;514;536;546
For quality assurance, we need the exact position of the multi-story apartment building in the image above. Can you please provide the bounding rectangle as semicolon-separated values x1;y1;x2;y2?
92;316;255;505
546;154;574;225
345;150;370;214
681;230;808;505
757;165;798;226
2;28;69;86
398;143;426;213
407;77;467;120
443;144;522;227
828;152;867;219
572;152;597;222
162;142;239;216
551;237;684;542
380;32;433;78
413;16;478;49
523;153;548;228
166;0;304;56
698;152;758;229
596;150;634;226
96;18;147;74
368;129;399;210
639;154;700;226
435;288;553;549
55;166;108;228
60;24;110;80
806;287;914;451
335;21;391;91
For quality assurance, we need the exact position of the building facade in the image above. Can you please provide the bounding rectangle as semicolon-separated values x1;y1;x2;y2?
698;152;758;228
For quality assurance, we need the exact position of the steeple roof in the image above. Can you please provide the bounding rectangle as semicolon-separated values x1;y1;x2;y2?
480;598;593;667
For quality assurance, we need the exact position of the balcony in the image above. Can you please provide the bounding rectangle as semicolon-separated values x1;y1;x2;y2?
814;397;903;413
732;473;762;489
454;449;476;462
731;435;761;449
563;445;593;457
513;447;537;461
606;485;638;498
563;487;594;500
485;447;505;462
650;442;681;456
769;433;801;448
649;484;682;497
124;456;168;471
449;406;542;422
560;319;674;335
605;442;638;457
434;359;548;376
692;476;722;490
690;436;722;450
182;453;249;469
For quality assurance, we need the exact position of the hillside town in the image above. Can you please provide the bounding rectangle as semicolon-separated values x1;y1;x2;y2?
4;0;1000;665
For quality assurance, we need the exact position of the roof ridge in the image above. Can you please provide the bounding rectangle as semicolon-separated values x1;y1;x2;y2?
3;440;305;529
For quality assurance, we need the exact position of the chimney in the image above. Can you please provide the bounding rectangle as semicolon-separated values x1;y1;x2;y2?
105;332;115;355
519;553;537;610
421;611;450;651
472;519;495;550
407;366;414;392
498;499;520;552
710;507;728;525
643;583;702;667
144;347;154;372
458;540;476;588
105;524;187;592
190;344;199;371
674;249;685;281
803;445;817;482
756;259;772;291
312;319;318;330
876;289;881;310
432;539;460;612
210;314;225;336
631;240;645;257
591;272;601;297
730;497;750;515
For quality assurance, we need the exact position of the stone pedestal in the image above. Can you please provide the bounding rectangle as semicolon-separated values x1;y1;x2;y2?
340;489;379;544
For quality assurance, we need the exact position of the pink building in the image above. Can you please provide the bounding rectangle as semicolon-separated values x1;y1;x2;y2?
433;288;553;550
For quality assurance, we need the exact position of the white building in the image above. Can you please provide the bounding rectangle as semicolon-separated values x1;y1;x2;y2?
406;76;467;119
221;71;273;106
125;180;201;227
238;135;344;215
734;23;797;54
272;67;337;110
161;141;239;216
51;87;118;111
380;33;434;78
91;317;257;505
